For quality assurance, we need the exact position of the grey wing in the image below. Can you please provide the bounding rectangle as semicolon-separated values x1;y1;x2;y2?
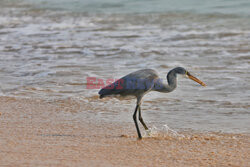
98;69;159;98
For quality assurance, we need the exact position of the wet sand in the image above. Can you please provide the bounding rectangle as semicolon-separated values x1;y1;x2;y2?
0;96;249;167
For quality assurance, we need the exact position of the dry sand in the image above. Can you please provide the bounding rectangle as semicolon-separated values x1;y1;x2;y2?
0;96;249;167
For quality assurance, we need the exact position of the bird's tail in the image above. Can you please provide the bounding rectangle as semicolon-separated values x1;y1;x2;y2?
98;78;124;99
99;94;105;99
98;88;110;99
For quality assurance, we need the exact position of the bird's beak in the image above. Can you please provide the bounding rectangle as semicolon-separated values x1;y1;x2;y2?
186;72;206;87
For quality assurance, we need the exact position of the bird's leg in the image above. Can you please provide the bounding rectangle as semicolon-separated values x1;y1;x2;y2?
138;105;148;130
133;105;142;139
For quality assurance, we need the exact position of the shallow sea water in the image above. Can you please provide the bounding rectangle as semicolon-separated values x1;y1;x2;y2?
0;0;249;133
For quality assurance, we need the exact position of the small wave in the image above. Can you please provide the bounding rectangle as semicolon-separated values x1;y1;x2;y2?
143;125;185;139
236;55;250;60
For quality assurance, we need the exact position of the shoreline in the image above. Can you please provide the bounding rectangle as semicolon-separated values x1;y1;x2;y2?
0;96;249;166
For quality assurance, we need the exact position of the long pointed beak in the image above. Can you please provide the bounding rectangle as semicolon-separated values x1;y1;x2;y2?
186;72;206;87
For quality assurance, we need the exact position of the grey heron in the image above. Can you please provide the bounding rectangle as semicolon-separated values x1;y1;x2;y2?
98;67;206;139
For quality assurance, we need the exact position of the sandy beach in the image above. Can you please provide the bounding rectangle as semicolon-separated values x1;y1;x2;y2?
1;0;250;166
0;96;249;167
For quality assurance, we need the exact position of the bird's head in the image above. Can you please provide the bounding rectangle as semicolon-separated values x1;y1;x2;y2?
174;67;206;86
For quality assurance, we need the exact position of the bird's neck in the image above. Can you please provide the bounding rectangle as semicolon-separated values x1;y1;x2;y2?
153;70;177;93
167;69;177;90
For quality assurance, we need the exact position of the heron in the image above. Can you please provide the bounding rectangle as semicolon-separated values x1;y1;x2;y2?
98;67;206;139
